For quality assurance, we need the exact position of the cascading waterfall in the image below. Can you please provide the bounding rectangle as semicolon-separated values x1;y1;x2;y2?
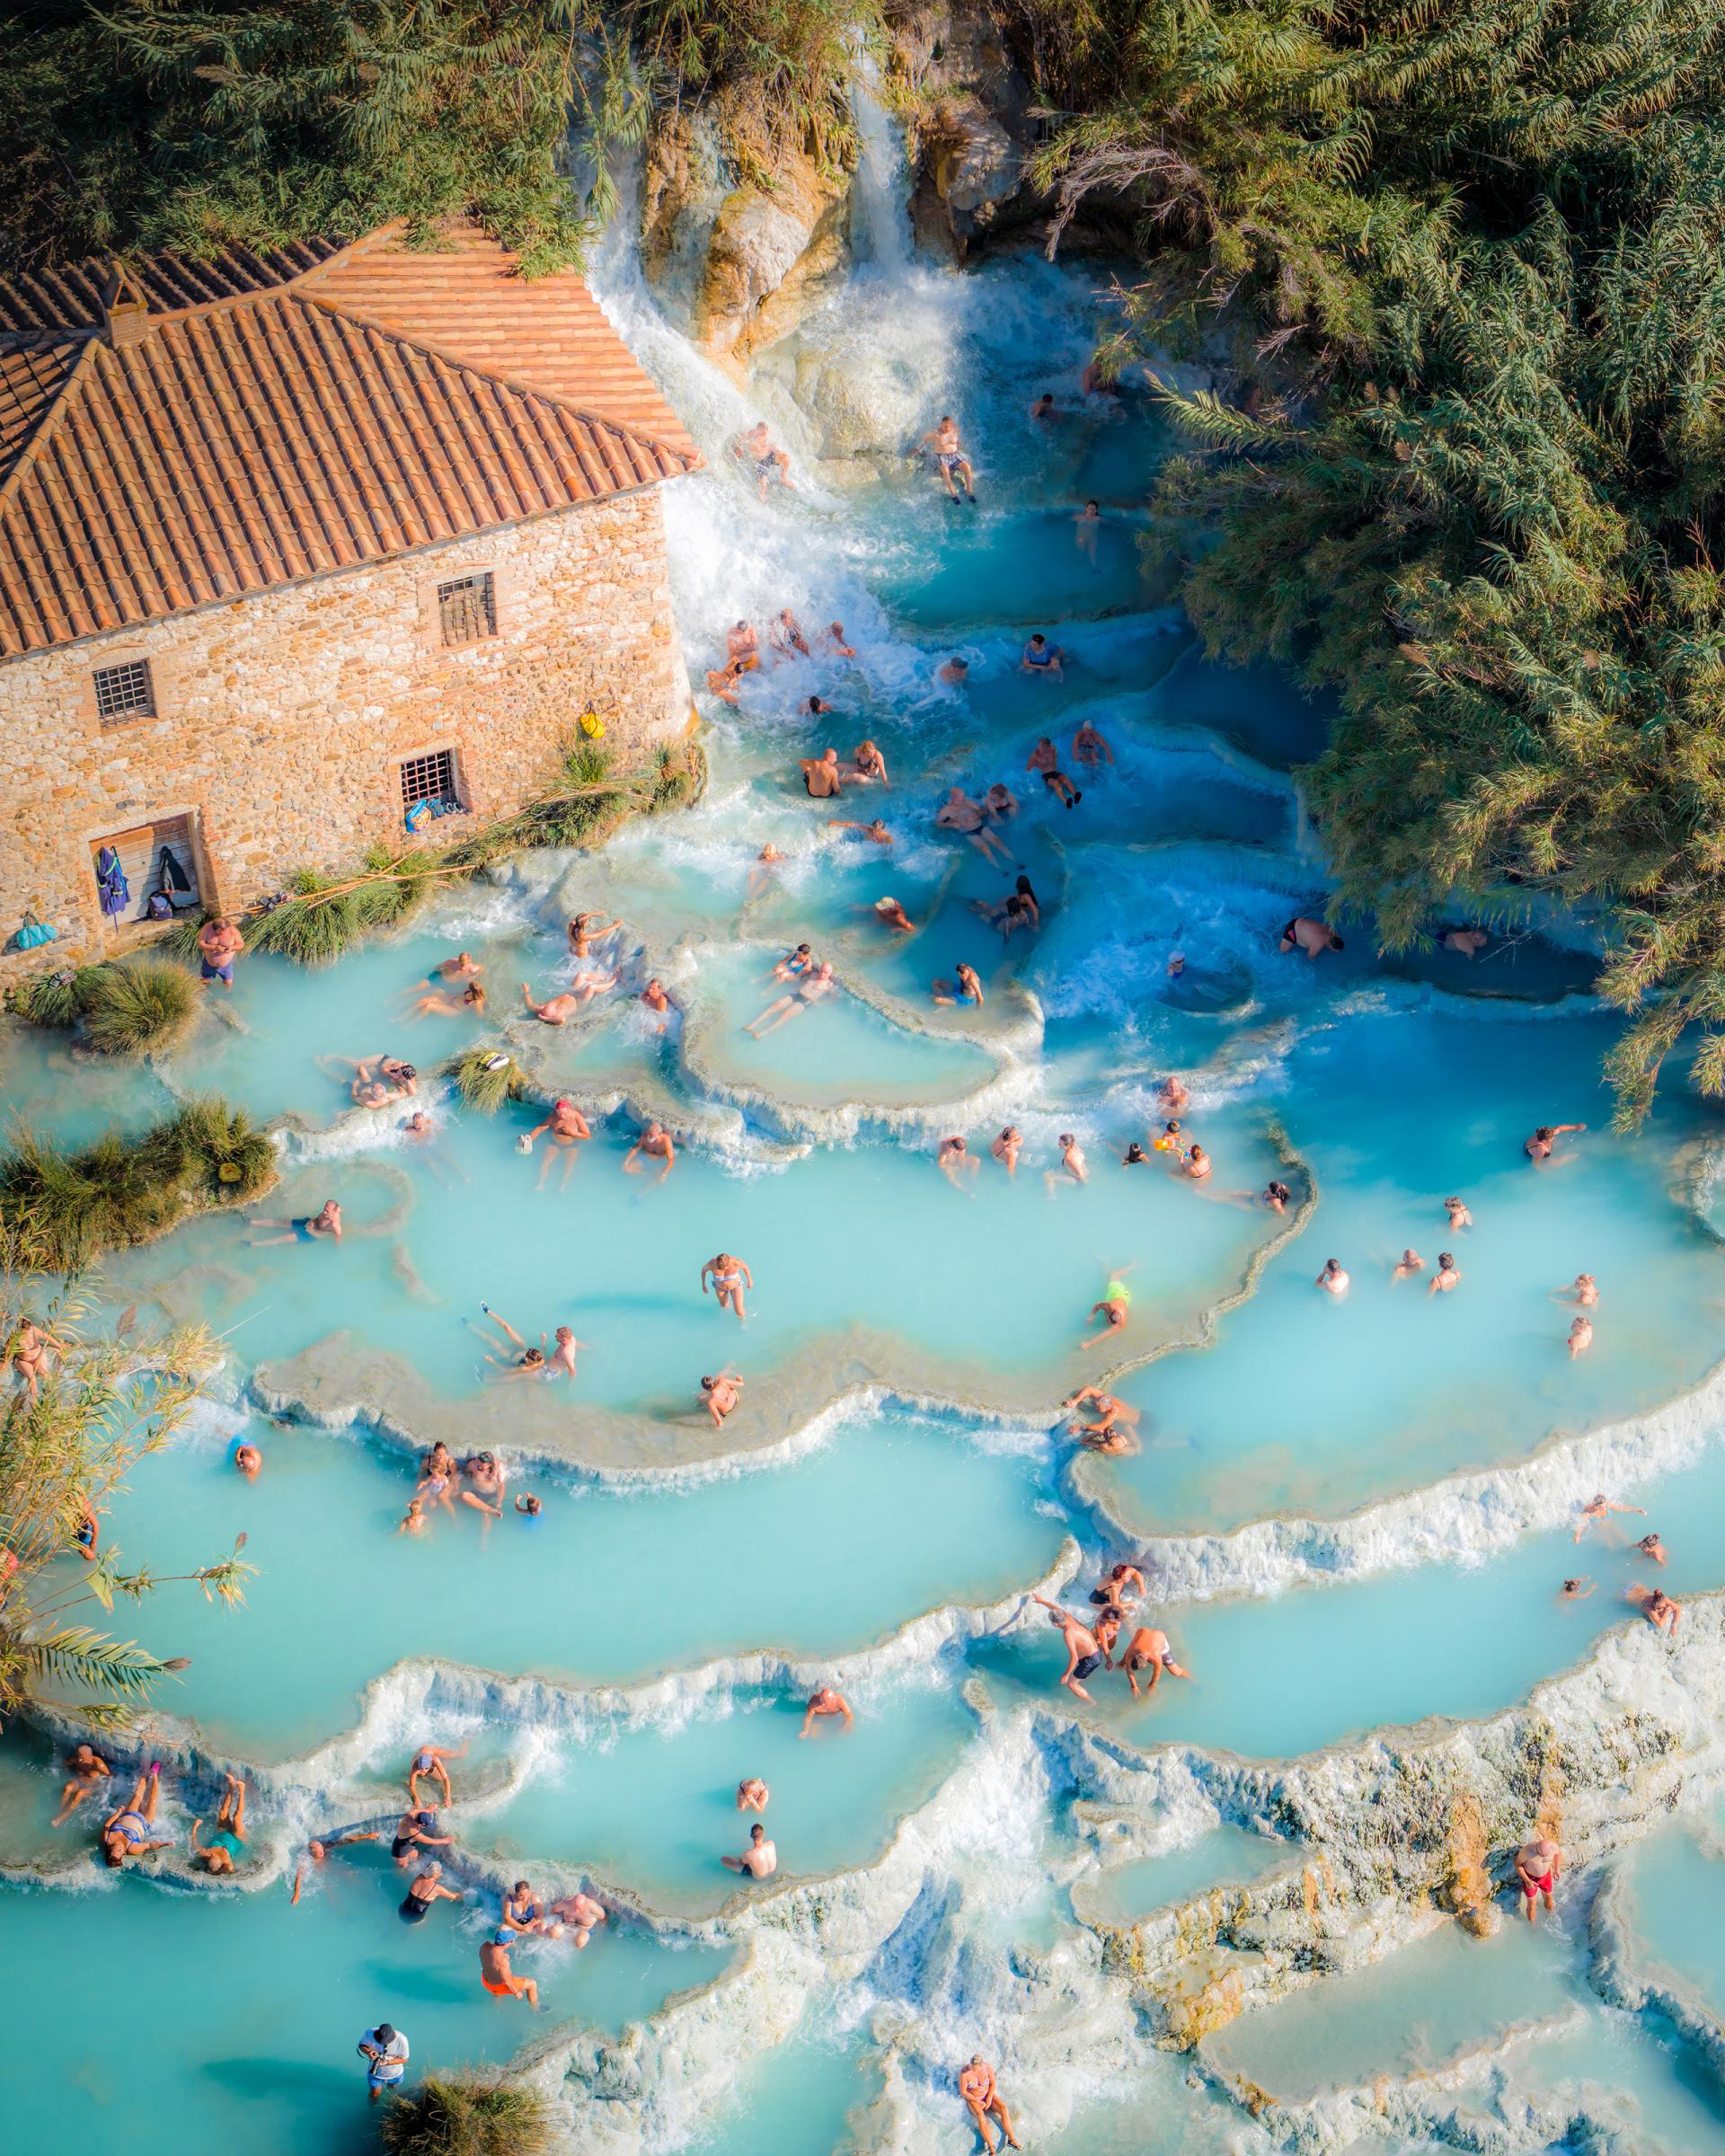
849;62;914;272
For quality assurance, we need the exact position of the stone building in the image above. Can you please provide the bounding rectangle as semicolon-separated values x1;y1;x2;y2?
0;223;701;971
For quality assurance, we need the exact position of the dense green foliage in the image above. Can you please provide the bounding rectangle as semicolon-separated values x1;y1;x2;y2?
2;0;873;273
8;959;199;1059
0;1259;251;1731
0;1101;276;1273
1029;0;1725;1113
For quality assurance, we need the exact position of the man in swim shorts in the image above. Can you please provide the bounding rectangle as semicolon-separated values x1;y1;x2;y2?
921;416;976;502
1515;1834;1561;1921
800;748;846;799
247;1197;341;1248
1031;1594;1104;1702
479;1929;540;2008
623;1120;677;1180
197;915;243;990
722;1821;780;1878
1026;733;1080;805
51;1741;111;1825
1123;1626;1191;1696
1279;915;1345;958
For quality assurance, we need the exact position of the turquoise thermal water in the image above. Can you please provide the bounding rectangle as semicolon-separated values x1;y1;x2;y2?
473;1679;976;1914
6;163;1725;2156
0;1860;727;2156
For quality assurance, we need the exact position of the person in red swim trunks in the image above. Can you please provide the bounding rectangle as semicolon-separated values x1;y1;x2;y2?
1515;1834;1561;1921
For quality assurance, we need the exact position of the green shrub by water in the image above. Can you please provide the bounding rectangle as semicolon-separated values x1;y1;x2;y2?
377;2075;554;2156
0;1100;276;1272
8;958;198;1057
440;1045;529;1116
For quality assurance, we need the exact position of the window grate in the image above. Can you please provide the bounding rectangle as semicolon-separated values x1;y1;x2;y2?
93;658;155;723
399;749;459;815
437;571;497;648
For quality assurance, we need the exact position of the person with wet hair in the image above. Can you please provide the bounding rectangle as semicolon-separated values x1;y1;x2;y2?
1429;1252;1462;1295
1526;1121;1587;1162
800;1685;853;1737
721;1821;779;1878
701;1252;754;1323
701;1368;744;1428
1278;915;1344;959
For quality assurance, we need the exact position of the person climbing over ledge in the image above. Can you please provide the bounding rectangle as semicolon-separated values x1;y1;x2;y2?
1515;1833;1561;1922
959;2056;1021;2152
1628;1582;1681;1634
407;1741;467;1807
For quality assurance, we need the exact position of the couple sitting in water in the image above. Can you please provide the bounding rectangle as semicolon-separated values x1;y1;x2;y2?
798;738;889;798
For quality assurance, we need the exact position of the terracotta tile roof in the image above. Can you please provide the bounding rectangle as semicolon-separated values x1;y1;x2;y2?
0;238;350;338
0;224;701;659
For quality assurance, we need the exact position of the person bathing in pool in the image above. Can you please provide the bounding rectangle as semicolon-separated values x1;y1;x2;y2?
190;1772;248;1874
921;416;976;502
800;1685;854;1736
722;1821;779;1878
623;1121;677;1180
479;1929;540;2009
932;961;985;1008
101;1763;172;1867
1026;734;1080;805
746;963;836;1037
1123;1626;1191;1697
702;1368;744;1428
522;974;616;1023
935;786;1012;867
52;1741;111;1826
1082;1268;1134;1348
701;1251;754;1322
1031;1595;1105;1703
247;1197;341;1247
1064;1386;1141;1453
1021;635;1066;681
408;1742;467;1806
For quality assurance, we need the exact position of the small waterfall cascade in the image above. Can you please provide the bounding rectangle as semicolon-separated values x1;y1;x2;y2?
849;62;914;273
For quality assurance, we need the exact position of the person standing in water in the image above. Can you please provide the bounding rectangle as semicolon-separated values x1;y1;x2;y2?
479;1929;540;2009
959;2057;1021;2153
623;1120;677;1180
522;1098;591;1188
1568;1314;1594;1357
197;915;244;992
1315;1258;1349;1296
939;1135;979;1186
399;1861;462;1926
1031;1594;1105;1701
1446;1196;1473;1230
701;1252;754;1322
1429;1252;1462;1295
1516;1835;1561;1922
358;2023;409;2102
1075;499;1101;561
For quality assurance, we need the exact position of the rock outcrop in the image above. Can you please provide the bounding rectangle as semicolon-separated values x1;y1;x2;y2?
641;105;852;369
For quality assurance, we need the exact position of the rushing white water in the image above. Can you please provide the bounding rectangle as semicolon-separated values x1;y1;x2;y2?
849;65;914;271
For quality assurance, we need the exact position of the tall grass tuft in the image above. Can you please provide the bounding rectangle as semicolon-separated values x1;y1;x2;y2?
77;960;199;1058
440;1045;528;1116
378;2076;554;2156
0;1100;275;1271
9;966;105;1030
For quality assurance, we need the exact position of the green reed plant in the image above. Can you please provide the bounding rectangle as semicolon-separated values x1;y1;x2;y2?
377;2076;555;2156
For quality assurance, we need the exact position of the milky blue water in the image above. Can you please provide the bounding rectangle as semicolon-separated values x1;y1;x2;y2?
5;172;1725;2156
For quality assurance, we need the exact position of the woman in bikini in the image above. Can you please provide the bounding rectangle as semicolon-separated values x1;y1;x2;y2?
101;1764;172;1868
701;1253;754;1323
190;1773;248;1874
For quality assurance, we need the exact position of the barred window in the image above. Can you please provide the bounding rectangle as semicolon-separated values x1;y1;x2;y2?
399;749;460;816
93;658;156;724
437;571;497;648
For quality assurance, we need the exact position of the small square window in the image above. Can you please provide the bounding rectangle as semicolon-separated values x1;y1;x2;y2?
399;749;461;826
93;658;155;724
438;572;497;648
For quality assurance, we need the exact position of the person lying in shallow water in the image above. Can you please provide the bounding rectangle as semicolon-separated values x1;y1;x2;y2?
101;1763;172;1868
521;974;615;1023
247;1197;341;1247
746;964;836;1037
190;1772;248;1875
51;1741;111;1826
701;1367;744;1428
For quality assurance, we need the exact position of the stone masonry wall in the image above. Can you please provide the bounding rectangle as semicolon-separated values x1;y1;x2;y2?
0;486;689;974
